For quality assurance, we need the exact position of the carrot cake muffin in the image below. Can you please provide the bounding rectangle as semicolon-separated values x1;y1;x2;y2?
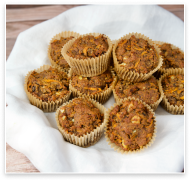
161;74;184;107
71;69;113;95
114;76;160;105
50;36;74;69
62;33;112;77
58;98;104;137
27;67;69;102
115;35;159;74
66;35;109;59
159;43;184;69
106;99;155;151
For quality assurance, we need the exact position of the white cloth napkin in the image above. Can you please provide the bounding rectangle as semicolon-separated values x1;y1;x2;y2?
6;5;184;173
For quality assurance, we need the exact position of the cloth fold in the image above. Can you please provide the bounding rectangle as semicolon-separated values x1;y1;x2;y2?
6;5;184;173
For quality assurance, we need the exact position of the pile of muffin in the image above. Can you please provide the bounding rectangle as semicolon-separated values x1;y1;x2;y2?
24;31;184;153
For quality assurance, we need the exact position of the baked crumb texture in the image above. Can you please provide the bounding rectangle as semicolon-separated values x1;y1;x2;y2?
56;97;106;147
153;41;184;79
62;33;112;77
71;69;113;95
116;35;158;74
160;43;184;69
25;65;71;112
113;33;162;82
69;69;117;104
162;74;184;107
48;31;81;71
66;35;108;59
114;76;163;111
159;68;184;115
50;36;74;69
105;98;156;153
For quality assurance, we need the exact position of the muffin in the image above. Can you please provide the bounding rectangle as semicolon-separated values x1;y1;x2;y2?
113;76;163;111
69;68;117;104
105;97;156;153
153;41;184;78
48;31;80;71
113;32;163;82
62;33;112;77
24;65;71;112
56;97;106;147
159;68;184;114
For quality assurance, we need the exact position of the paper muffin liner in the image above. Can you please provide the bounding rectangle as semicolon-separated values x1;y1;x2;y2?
61;33;113;77
158;68;184;115
108;39;116;67
24;65;71;112
48;31;81;72
153;41;184;78
113;75;164;111
113;32;163;82
104;97;157;154
55;96;106;148
68;68;117;104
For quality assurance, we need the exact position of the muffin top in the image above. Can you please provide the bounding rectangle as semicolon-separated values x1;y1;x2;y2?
162;74;184;106
115;35;159;74
58;98;104;136
50;36;74;69
71;69;114;95
27;67;69;102
159;43;184;69
66;35;109;59
115;76;160;105
106;99;155;151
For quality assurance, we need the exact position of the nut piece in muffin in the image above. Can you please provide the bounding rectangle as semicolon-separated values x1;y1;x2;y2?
50;36;74;69
115;35;158;74
58;98;104;137
27;67;69;102
114;76;160;105
71;69;113;95
161;74;184;106
66;35;109;59
106;99;155;151
159;43;184;69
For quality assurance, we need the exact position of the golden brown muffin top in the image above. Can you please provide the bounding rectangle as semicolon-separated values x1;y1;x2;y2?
50;36;74;69
58;98;104;136
115;76;160;105
115;35;159;74
106;99;155;151
159;43;184;69
71;70;113;95
162;74;184;106
66;35;109;59
27;67;69;102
